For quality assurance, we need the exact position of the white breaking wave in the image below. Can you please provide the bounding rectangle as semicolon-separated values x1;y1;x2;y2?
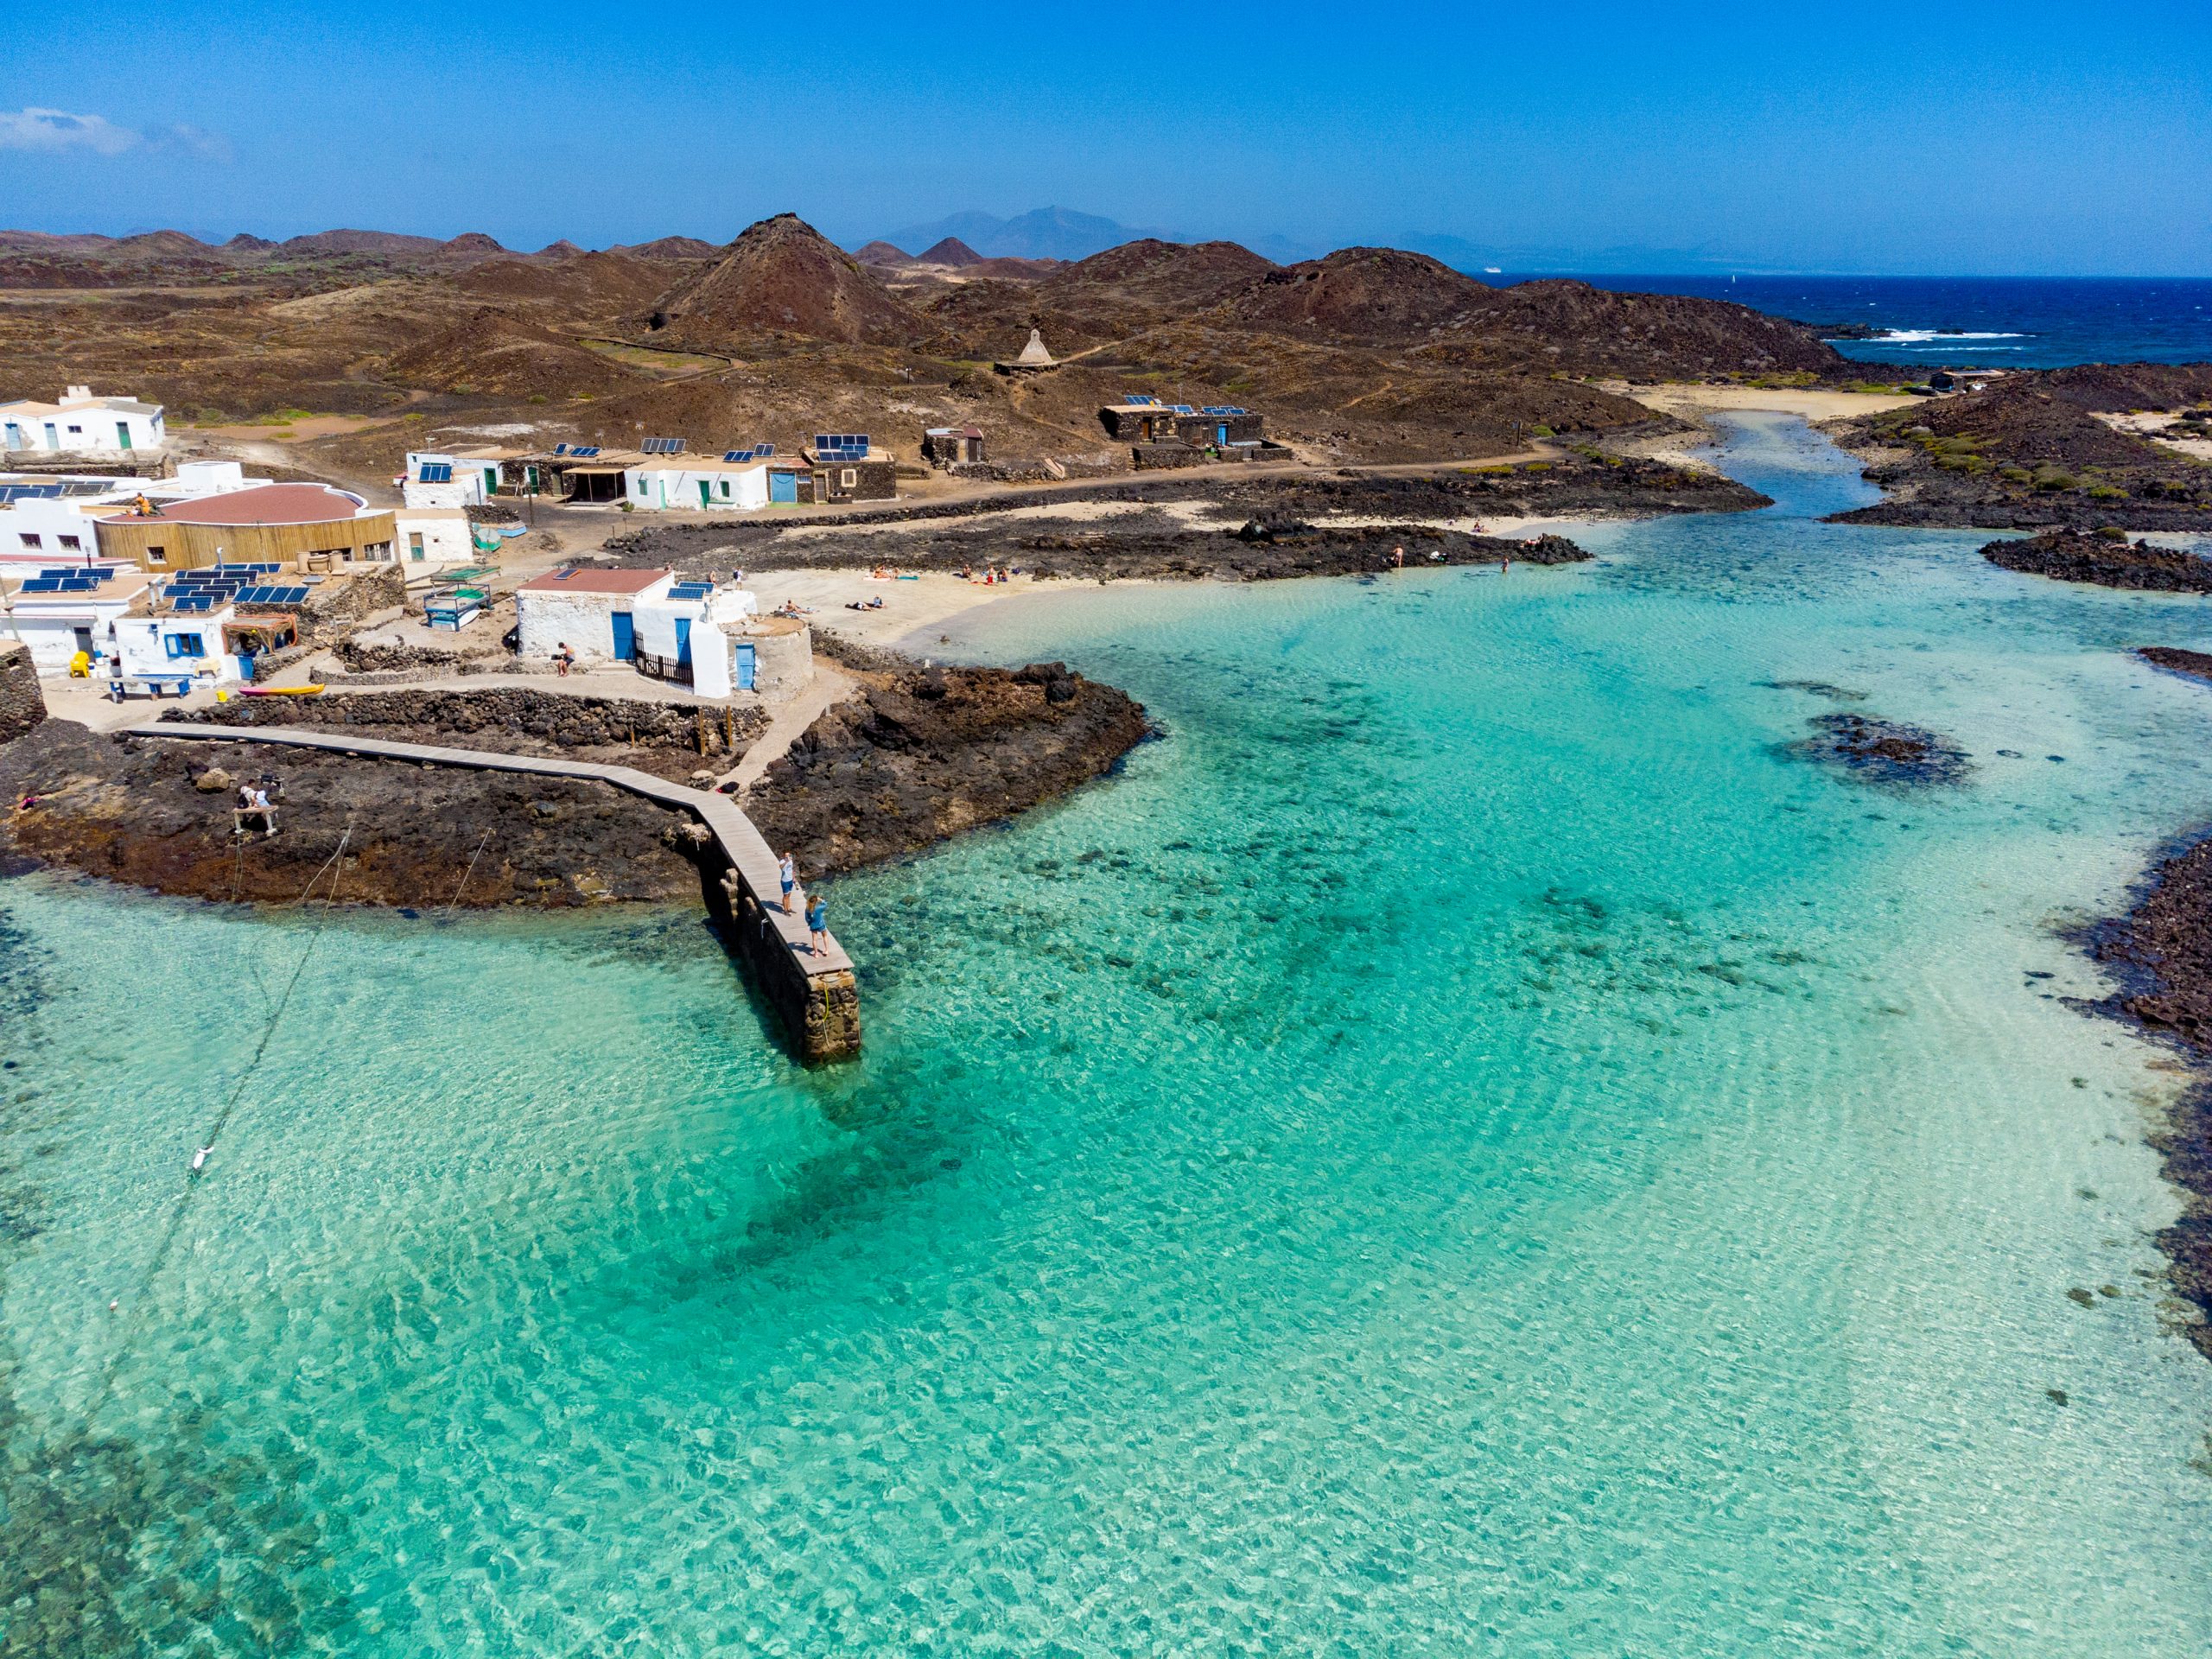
1866;328;2025;343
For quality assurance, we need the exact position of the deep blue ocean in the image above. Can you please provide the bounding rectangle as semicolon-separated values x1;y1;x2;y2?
1546;275;2212;368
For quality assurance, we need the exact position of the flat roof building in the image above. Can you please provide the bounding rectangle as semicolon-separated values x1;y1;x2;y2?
94;483;397;572
1;386;166;459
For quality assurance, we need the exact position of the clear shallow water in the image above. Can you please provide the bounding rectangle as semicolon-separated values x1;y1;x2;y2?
6;416;2212;1654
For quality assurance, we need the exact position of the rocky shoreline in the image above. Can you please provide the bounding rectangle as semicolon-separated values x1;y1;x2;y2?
606;457;1766;581
0;665;1147;912
2091;832;2212;1361
1821;364;2212;533
1981;531;2212;594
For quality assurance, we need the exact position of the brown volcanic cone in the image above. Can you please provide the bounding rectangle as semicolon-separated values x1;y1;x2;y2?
914;236;985;268
639;214;927;347
853;240;912;266
616;235;721;260
1446;278;1844;377
1044;238;1275;318
1213;246;1493;345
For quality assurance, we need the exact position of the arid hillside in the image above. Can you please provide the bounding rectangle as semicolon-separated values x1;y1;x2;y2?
0;211;1923;486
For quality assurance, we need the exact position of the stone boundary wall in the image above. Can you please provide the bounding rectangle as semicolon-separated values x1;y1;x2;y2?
168;687;769;756
0;642;48;746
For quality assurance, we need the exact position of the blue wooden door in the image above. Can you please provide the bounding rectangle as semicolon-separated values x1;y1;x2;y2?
611;612;636;659
734;642;756;690
674;617;692;665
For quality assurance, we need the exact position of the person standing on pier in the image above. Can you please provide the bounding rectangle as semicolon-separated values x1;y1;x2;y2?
806;893;830;956
779;850;798;914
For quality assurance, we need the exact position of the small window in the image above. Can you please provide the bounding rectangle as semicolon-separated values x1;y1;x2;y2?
58;535;80;551
17;533;39;550
409;533;425;561
146;545;167;565
66;424;83;436
164;632;206;660
841;468;856;488
720;481;730;498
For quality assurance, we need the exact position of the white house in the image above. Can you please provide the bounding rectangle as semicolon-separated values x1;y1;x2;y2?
399;451;500;511
395;507;478;568
111;607;243;685
514;566;674;662
0;565;154;671
0;386;167;458
632;581;761;696
625;455;771;512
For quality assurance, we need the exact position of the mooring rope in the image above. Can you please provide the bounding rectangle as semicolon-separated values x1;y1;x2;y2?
86;822;354;1414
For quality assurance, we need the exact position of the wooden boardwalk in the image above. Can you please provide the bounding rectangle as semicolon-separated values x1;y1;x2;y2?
125;722;860;1056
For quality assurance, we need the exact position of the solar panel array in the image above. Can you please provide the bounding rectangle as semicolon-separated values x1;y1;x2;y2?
162;563;297;612
1122;395;1160;406
641;436;687;455
564;445;602;459
0;483;62;504
417;461;454;483
1199;405;1249;416
721;443;776;461
1169;404;1197;415
17;573;105;593
668;580;714;601
811;433;869;461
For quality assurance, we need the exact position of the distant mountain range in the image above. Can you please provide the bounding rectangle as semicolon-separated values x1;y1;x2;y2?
864;209;1745;276
875;208;1182;263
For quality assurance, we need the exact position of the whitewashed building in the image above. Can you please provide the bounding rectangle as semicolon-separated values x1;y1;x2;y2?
625;455;771;512
400;452;502;511
395;507;478;568
0;565;154;671
514;566;674;663
0;387;167;458
632;580;762;696
111;607;243;685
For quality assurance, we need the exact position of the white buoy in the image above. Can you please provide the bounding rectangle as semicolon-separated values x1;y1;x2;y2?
190;1145;211;1173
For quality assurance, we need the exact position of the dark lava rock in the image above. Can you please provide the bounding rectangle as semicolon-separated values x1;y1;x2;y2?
2092;827;2212;1362
0;718;698;909
1981;531;2212;594
748;663;1148;877
1796;713;1970;787
2138;645;2212;683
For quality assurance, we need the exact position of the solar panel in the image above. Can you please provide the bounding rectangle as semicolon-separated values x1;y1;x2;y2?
571;445;601;458
20;578;58;592
553;442;570;455
419;462;453;483
759;442;773;456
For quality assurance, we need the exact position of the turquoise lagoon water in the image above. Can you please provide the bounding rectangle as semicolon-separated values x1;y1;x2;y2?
4;415;2212;1654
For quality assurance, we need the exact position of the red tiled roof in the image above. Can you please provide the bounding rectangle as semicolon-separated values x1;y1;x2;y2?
100;483;373;526
517;566;669;595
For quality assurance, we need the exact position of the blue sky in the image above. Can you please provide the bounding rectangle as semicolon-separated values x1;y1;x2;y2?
3;0;2209;274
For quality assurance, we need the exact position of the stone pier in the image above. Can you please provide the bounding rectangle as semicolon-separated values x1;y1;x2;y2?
126;722;861;1062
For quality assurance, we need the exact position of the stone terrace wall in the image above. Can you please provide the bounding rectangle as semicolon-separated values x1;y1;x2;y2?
0;642;48;746
168;687;769;757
